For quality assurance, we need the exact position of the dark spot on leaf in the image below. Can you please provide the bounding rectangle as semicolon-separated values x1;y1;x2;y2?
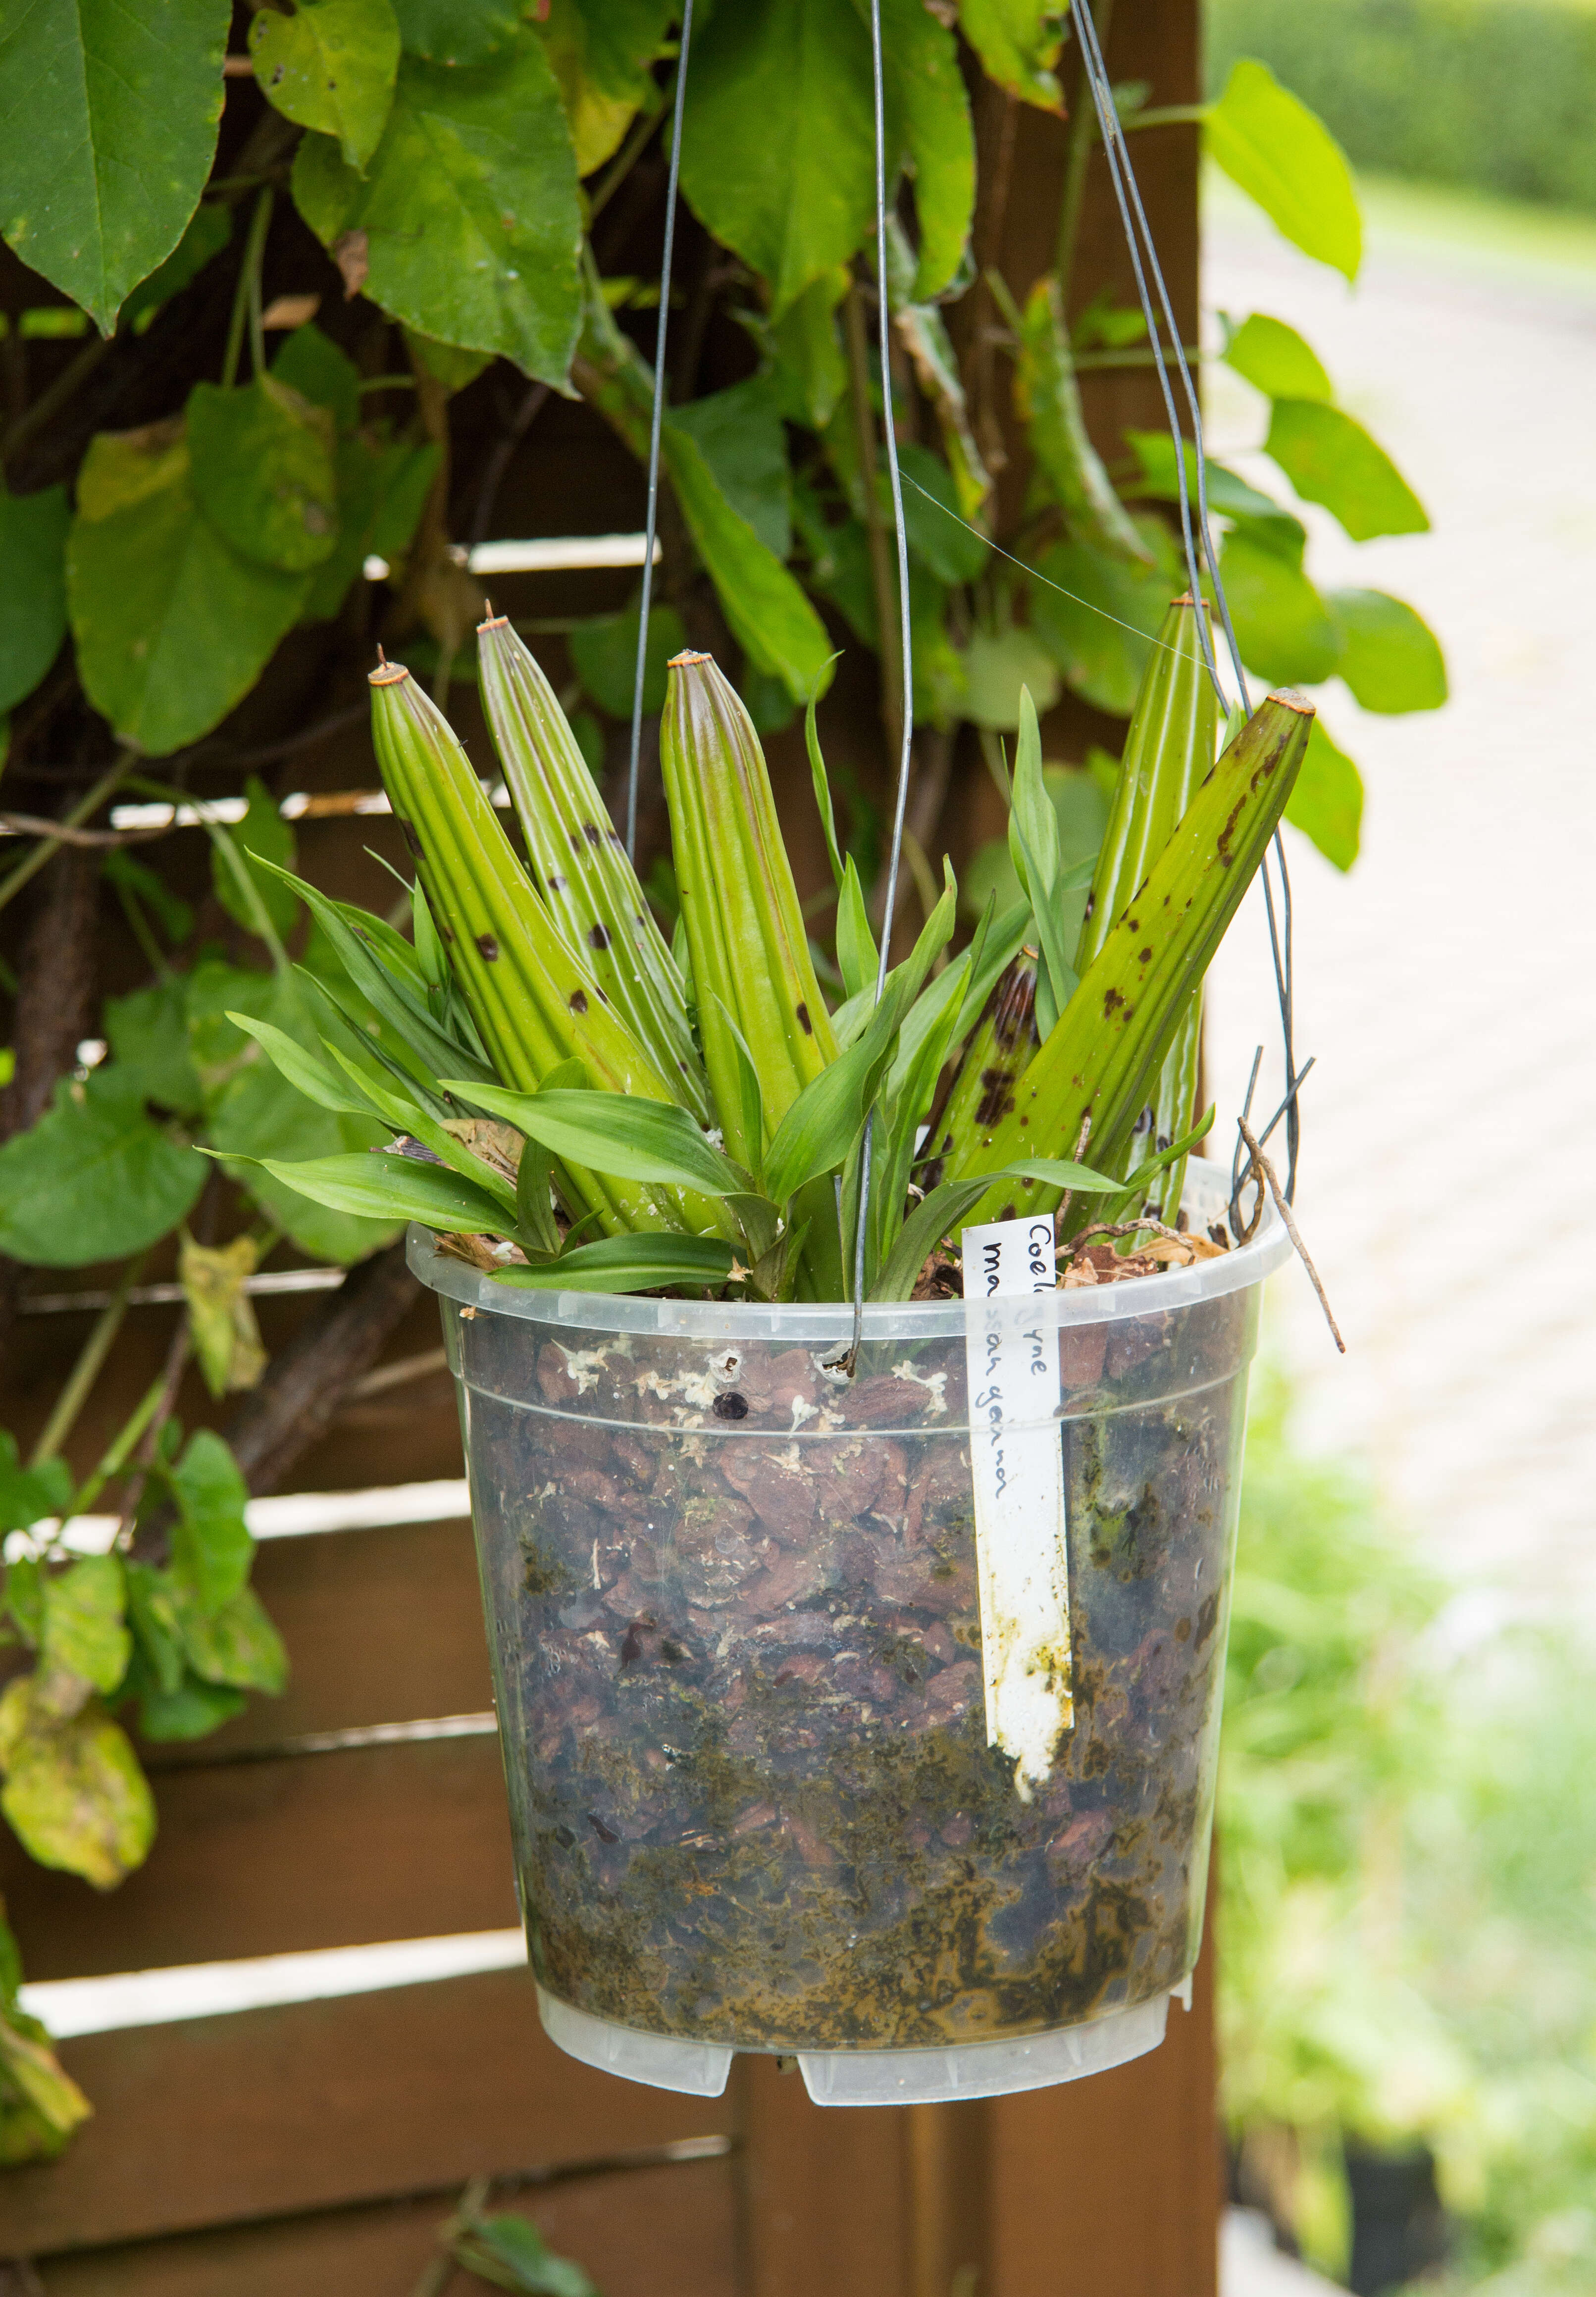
588;923;610;950
1103;988;1125;1017
569;989;588;1015
582;822;604;846
397;817;423;857
477;933;499;961
585;1811;619;1843
548;872;566;892
1138;947;1152;964
713;1391;749;1421
795;1002;813;1035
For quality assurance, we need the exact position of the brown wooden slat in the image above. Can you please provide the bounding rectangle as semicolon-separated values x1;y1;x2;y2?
5;1971;729;2256
37;2155;738;2297
983;1916;1221;2297
186;1515;493;1755
731;2057;913;2297
0;1736;518;1981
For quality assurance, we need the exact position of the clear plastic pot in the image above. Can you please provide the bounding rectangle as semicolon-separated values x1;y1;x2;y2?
412;1165;1289;2105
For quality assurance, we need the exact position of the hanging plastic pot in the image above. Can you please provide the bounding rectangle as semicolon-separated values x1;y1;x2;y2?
414;1164;1288;2106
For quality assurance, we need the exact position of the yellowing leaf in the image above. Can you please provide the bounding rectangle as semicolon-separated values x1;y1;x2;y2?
958;0;1066;111
250;0;400;173
41;1557;129;1697
0;1680;155;1890
181;1234;268;1399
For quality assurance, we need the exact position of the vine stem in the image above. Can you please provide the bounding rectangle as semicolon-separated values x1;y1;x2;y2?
28;1257;147;1469
1056;0;1116;297
0;750;135;920
222;187;273;390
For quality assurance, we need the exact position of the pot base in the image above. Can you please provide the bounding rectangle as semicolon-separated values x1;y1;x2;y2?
536;1983;1182;2106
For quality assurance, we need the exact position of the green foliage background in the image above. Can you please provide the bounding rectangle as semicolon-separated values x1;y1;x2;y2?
1207;0;1596;214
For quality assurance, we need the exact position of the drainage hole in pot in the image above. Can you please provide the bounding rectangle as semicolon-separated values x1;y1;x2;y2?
713;1391;749;1421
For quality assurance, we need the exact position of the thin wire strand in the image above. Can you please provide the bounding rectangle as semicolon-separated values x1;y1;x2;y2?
625;0;695;864
1070;0;1302;1202
846;0;919;1366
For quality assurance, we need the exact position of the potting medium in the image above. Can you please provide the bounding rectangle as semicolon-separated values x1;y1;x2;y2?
412;1166;1289;2105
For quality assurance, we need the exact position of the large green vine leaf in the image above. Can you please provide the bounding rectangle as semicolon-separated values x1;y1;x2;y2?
1265;400;1430;543
67;420;309;755
874;0;974;301
1219;528;1340;688
1327;589;1447;714
539;0;673;174
1207;59;1362;284
0;485;69;715
680;0;876;319
187;379;340;575
292;30;583;385
0;0;230;332
0;1072;206;1269
1286;717;1363;872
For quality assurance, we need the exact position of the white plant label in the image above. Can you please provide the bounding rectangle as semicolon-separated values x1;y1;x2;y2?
961;1214;1073;1797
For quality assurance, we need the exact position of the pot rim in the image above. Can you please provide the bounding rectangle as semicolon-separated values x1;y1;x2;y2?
408;1159;1292;1342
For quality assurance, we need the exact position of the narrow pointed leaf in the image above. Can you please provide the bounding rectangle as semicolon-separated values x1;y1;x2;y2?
442;1082;744;1202
244;1150;513;1234
492;1233;737;1294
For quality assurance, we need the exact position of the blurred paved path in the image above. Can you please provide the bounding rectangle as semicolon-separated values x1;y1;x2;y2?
1200;182;1596;1608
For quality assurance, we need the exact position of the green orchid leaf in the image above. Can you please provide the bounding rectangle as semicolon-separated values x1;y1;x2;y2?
249;0;400;173
1207;58;1361;283
1327;590;1447;715
1266;400;1429;542
0;1072;206;1269
0;485;69;714
68;423;309;756
0;0;229;331
492;1232;737;1294
193;963;395;1264
211;777;298;939
1224;312;1333;404
443;1082;744;1200
1286;716;1364;873
834;856;879;1003
292;27;582;385
248;1147;513;1235
221;1011;367;1134
187;378;340;575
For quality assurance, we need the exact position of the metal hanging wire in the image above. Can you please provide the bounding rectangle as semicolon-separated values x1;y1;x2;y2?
623;0;1309;1341
1068;1;1307;1219
625;0;695;865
